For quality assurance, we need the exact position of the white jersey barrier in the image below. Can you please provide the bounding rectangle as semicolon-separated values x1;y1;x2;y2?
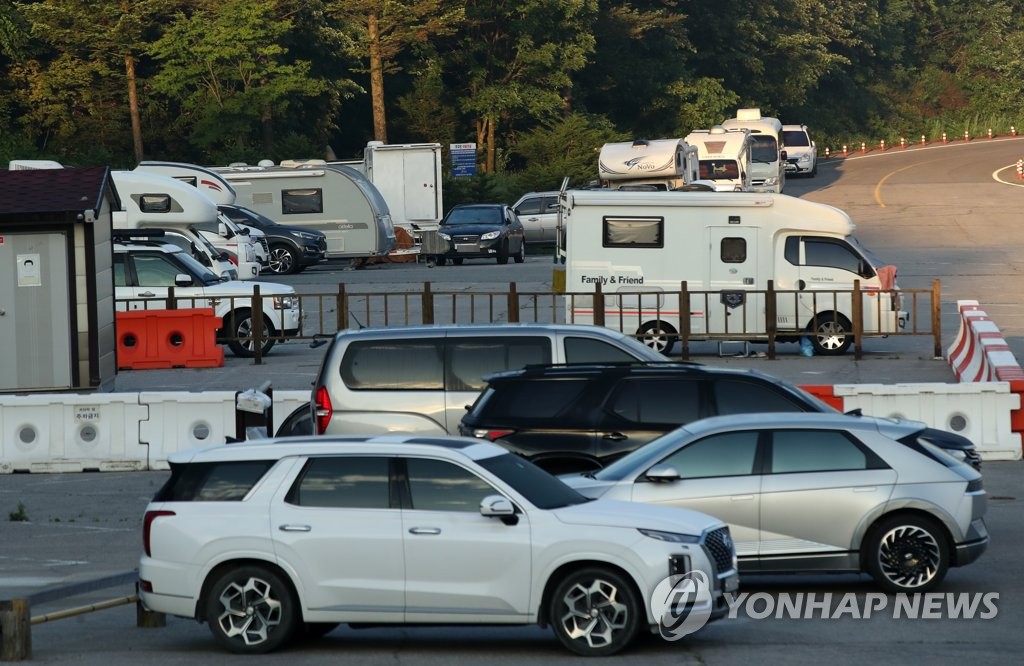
0;390;309;473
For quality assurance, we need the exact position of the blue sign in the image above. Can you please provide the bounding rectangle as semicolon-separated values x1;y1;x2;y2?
450;143;477;177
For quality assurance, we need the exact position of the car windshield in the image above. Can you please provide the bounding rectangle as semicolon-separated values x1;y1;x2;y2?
477;453;592;509
444;207;501;226
592;428;693;482
782;130;810;147
172;249;221;284
750;135;779;163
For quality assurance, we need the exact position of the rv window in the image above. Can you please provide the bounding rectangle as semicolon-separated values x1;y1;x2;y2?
720;238;747;263
173;176;198;187
282;188;324;215
602;217;664;248
784;236;800;265
139;193;172;213
804;238;874;276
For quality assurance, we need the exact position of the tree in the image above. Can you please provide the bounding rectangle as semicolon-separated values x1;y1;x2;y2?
0;0;28;57
328;0;464;143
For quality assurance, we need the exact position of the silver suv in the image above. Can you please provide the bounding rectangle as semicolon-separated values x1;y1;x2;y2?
511;191;560;243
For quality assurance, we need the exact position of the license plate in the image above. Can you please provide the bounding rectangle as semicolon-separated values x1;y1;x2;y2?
455;243;477;253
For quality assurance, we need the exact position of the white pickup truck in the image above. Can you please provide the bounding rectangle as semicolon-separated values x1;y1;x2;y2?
113;239;300;356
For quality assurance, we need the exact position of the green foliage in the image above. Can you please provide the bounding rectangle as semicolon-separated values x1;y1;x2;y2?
442;173;519;210
509;113;625;191
9;500;27;522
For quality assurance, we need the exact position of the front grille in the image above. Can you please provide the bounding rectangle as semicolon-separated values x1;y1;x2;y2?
257;237;269;252
316;238;327;251
702;526;735;574
453;234;479;243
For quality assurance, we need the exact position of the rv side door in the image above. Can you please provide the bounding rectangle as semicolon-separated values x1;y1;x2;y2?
707;227;763;336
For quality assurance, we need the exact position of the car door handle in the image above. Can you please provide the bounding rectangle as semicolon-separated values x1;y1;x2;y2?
408;527;442;535
139;291;157;298
730;495;755;501
278;524;311;532
853;486;878;493
602;432;627;441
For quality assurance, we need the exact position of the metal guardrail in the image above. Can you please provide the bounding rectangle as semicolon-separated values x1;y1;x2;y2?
115;279;942;363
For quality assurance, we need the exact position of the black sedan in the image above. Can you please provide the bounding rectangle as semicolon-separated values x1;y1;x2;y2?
435;204;526;265
218;204;327;275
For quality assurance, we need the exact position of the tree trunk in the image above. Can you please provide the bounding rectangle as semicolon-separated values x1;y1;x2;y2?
368;11;388;143
487;115;496;173
476;117;487;173
125;54;144;162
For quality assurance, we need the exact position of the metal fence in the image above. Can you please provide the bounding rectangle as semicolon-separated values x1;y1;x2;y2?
120;279;942;364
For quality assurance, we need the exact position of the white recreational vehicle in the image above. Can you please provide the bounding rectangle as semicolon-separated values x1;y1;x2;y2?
720;108;785;193
597;138;700;190
213;161;396;263
684;126;754;192
560;189;905;355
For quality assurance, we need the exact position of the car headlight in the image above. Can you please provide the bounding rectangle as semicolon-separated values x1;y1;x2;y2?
480;230;500;240
638;528;701;544
294;231;320;241
438;232;451;241
244;245;257;261
798;154;811;164
273;295;299;310
763;177;779;186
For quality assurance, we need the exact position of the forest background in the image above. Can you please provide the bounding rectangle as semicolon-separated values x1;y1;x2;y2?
1;0;1022;205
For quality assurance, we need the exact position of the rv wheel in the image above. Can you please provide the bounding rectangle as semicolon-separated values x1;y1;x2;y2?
807;313;852;355
636;321;678;356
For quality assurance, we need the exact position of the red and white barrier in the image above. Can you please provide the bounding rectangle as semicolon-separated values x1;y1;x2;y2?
947;300;1024;381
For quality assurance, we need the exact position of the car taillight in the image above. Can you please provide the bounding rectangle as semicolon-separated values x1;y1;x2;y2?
314;386;333;435
472;429;515;441
143;510;175;557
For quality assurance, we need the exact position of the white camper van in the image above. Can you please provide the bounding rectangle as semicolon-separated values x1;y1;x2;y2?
110;171;262;280
684;126;754;192
560;189;905;355
720;109;785;193
213;161;397;263
598;138;700;190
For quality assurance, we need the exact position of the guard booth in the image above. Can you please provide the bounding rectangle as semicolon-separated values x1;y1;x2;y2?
0;167;119;392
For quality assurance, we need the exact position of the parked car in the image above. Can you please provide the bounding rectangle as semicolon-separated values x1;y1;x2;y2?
218;203;327;275
114;238;300;356
511;191;560;243
310;324;666;437
562;411;988;593
781;124;817;177
458;362;982;473
435;203;526;265
139;436;738;656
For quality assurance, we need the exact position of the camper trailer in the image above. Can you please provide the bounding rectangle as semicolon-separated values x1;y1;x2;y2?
560;189;905;355
598;139;700;190
720;109;785;193
684;126;754;192
213;161;396;262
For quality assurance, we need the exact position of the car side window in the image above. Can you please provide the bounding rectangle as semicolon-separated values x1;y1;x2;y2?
564;337;643;363
446;337;550;391
607;378;702;425
286;456;391;508
515;197;542;215
113;253;129;287
770;430;879;473
341;339;444;390
712;379;805;415
473;378;590;422
154;460;275;502
133;253;185;287
406;458;498;512
657;431;760;479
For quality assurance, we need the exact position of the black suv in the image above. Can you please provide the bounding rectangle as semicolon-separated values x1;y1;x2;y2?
218;204;327;274
459;362;982;474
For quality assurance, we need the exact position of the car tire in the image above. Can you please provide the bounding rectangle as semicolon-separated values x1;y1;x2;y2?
497;240;510;265
452;257;464;265
513;241;526;264
435;256;447;266
205;565;298;654
865;514;950;593
548;567;641;656
807;312;852;355
268;244;300;275
636;320;679;356
225;309;277;357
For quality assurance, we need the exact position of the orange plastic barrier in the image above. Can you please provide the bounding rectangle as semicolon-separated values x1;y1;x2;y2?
798;384;844;412
116;308;224;370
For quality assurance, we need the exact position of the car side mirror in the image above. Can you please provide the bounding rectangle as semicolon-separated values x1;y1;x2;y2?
218;222;232;237
219;251;230;261
645;463;681;483
480;494;518;525
175;273;192;287
780;150;788;160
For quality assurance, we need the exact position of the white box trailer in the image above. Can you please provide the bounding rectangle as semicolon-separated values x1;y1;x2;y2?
684;126;753;192
359;141;443;232
598;138;700;190
561;189;905;355
213;161;396;262
720;108;785;193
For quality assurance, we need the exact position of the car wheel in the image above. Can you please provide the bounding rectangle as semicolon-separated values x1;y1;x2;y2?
808;312;852;355
513;241;526;264
548;567;640;656
225;309;277;357
497;240;510;265
205;565;298;654
268;244;299;275
452;257;464;265
636;321;679;356
866;514;950;593
434;255;447;266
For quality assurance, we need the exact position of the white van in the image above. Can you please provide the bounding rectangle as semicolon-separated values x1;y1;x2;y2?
781;124;818;177
684;126;754;192
720;108;785;192
560;189;905;355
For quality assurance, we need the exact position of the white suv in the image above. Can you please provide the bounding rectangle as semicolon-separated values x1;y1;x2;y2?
114;238;300;356
139;436;738;656
781;124;817;177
